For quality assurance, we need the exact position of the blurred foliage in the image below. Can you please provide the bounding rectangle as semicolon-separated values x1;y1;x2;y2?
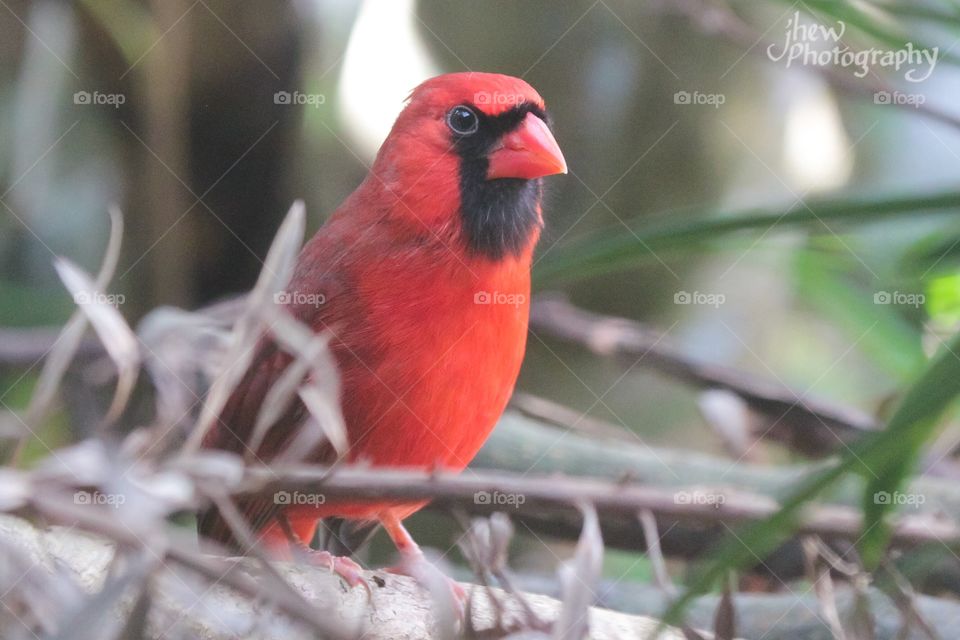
665;325;960;623
4;0;960;619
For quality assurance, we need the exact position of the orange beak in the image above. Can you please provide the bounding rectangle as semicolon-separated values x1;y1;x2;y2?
486;112;567;180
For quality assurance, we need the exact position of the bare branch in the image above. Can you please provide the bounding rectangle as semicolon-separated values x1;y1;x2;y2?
529;295;878;456
201;464;960;551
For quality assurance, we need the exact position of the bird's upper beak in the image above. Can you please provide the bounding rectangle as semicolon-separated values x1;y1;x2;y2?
486;112;567;180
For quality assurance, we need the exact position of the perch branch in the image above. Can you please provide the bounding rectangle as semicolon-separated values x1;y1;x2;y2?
221;463;960;551
472;413;960;581
0;515;694;640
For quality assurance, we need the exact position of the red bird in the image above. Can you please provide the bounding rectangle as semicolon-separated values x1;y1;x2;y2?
199;72;566;585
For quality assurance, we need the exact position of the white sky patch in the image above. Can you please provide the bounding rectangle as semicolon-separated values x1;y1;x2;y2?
337;0;440;160
783;84;853;193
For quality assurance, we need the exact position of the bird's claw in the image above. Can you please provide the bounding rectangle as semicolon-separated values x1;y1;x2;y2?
386;554;467;620
302;549;372;596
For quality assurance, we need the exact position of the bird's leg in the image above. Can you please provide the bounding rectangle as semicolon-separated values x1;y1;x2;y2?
381;513;467;606
381;512;422;557
276;513;368;590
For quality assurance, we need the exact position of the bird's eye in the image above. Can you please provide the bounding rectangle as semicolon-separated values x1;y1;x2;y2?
446;105;479;135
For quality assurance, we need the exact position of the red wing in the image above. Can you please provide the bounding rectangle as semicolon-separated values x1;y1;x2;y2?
199;272;348;547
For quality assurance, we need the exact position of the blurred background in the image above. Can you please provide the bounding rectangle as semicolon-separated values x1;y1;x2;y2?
2;0;960;595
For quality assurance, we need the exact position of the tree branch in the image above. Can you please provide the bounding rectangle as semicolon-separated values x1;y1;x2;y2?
221;460;960;551
0;515;695;640
529;295;878;456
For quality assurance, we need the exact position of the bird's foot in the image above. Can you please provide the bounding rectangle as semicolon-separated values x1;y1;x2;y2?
306;550;365;586
378;513;465;621
387;552;467;618
298;548;371;595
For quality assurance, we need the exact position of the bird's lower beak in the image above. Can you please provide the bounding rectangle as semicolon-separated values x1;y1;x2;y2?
486;112;567;180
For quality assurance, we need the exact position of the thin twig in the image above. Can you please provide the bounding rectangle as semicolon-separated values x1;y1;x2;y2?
639;509;675;596
659;0;960;131
205;463;960;551
530;295;878;457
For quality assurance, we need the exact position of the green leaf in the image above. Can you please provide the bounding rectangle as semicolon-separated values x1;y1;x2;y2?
535;190;960;286
927;272;960;325
661;327;960;626
861;333;960;566
870;2;960;27
794;249;925;380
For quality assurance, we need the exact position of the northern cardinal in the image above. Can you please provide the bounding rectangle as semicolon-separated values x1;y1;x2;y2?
198;72;566;586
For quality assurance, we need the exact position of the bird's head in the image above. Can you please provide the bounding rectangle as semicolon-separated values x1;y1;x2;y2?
369;72;566;261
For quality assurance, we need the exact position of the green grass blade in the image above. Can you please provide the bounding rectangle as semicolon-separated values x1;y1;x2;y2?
534;190;960;286
793;249;925;380
860;333;960;566
661;327;960;626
